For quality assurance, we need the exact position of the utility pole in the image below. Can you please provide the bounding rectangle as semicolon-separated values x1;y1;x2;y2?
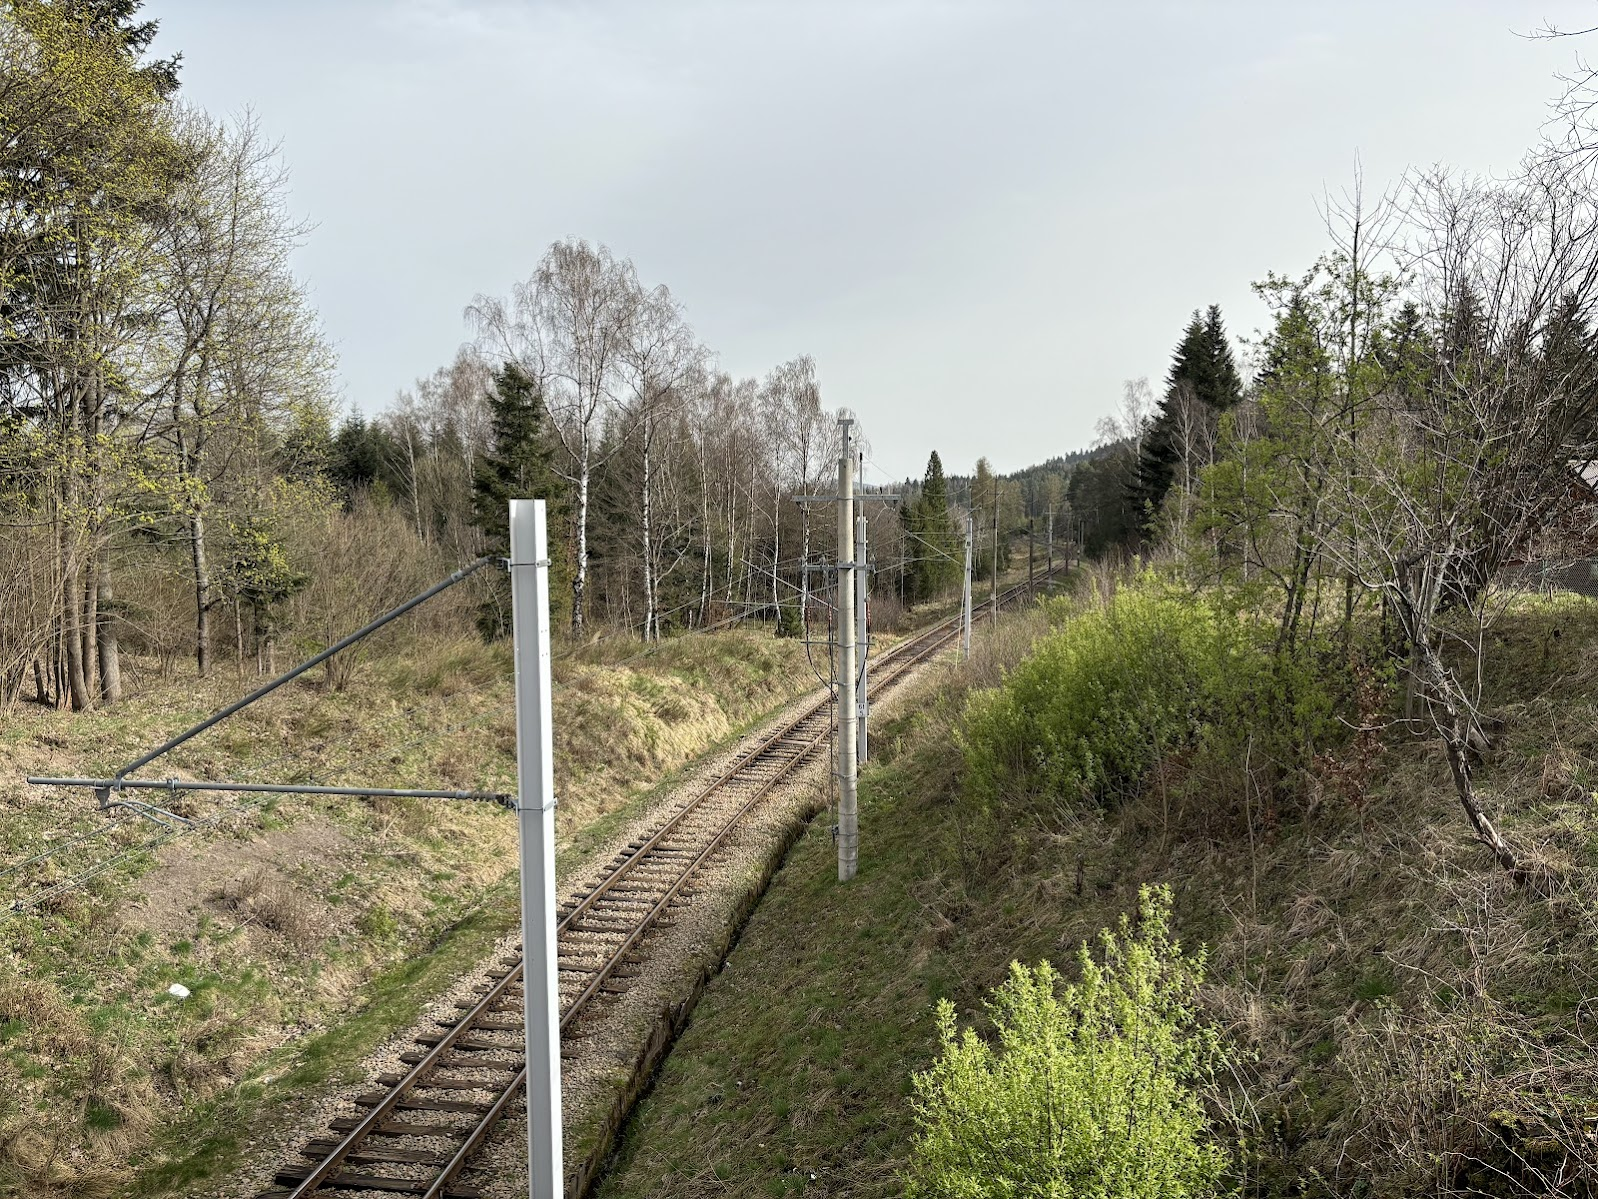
792;447;894;881
1028;515;1035;598
508;500;562;1199
990;491;1000;621
835;417;858;883
1047;511;1054;584
961;514;973;659
856;503;869;768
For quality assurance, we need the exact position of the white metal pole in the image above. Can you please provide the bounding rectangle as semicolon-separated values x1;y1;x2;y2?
855;503;868;767
836;418;858;882
990;497;1000;622
961;515;973;660
508;499;563;1199
1047;511;1054;586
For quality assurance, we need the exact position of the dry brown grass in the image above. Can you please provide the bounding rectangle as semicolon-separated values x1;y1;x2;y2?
0;614;826;1199
0;970;160;1198
1339;999;1598;1196
210;867;320;949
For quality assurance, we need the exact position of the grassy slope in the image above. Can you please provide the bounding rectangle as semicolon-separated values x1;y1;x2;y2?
0;628;819;1198
598;594;1598;1199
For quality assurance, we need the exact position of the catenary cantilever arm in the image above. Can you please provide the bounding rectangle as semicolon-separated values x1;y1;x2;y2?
112;555;502;783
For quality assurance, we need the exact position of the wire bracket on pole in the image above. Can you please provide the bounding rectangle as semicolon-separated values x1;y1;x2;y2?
101;554;501;786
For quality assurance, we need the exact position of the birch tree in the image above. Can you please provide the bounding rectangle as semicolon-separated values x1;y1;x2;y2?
151;109;330;678
621;283;702;640
471;239;640;633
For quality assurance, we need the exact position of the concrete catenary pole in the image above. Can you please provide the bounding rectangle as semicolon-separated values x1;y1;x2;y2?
836;417;858;882
961;514;973;660
990;490;1000;621
1028;515;1035;598
855;502;869;768
1047;511;1054;584
508;500;563;1199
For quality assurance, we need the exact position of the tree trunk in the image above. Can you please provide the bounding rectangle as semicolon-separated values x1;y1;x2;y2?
802;516;812;629
698;436;712;626
1276;535;1316;657
62;557;89;711
261;604;277;676
190;507;212;677
405;426;424;544
1416;641;1519;876
990;501;999;619
97;550;121;706
235;595;245;676
573;440;590;634
81;553;98;699
771;481;781;619
641;422;656;641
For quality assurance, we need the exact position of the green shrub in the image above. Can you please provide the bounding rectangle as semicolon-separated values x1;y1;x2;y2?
960;585;1244;808
960;581;1344;818
904;886;1231;1199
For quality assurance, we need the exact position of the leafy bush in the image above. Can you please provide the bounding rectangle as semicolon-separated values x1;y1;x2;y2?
960;581;1344;819
960;585;1245;808
904;886;1231;1199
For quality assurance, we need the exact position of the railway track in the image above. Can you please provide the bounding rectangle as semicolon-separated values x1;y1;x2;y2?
261;576;1053;1198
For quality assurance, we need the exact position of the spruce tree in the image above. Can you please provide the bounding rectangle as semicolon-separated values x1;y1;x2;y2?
922;451;961;598
900;452;960;602
470;362;566;636
471;363;561;546
1133;304;1242;536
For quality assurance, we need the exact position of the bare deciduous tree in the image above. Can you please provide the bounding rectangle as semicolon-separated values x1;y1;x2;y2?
471;238;641;634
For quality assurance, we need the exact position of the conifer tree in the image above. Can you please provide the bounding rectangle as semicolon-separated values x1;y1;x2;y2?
470;362;566;636
471;363;561;543
1134;304;1242;536
897;452;963;602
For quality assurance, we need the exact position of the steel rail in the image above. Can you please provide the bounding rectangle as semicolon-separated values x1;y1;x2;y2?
553;572;1051;1027
421;1062;529;1199
559;708;835;1027
556;702;827;935
554;609;949;935
280;960;526;1199
267;572;1055;1196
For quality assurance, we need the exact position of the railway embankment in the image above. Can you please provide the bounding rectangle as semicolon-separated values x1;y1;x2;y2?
597;587;1598;1199
0;630;818;1199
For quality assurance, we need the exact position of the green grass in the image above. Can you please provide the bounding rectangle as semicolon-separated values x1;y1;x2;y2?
597;673;1080;1198
597;592;1598;1199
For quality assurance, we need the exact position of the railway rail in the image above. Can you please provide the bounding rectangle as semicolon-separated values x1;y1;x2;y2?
261;576;1054;1198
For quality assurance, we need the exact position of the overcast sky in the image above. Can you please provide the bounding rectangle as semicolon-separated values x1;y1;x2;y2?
150;0;1594;482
